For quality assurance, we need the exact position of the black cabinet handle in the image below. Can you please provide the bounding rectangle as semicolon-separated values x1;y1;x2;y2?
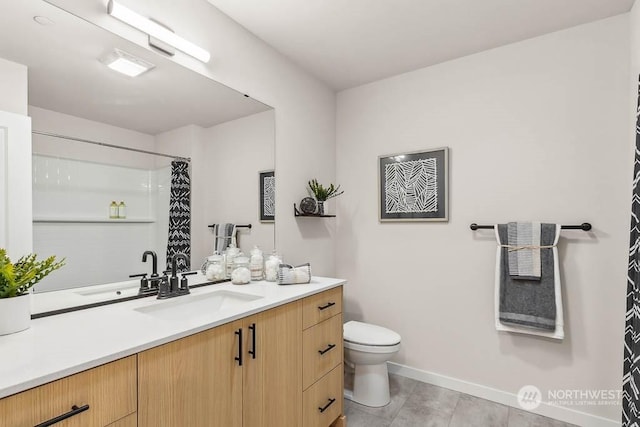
35;404;90;427
248;323;256;359
318;398;336;413
235;328;243;366
318;344;336;355
317;302;336;311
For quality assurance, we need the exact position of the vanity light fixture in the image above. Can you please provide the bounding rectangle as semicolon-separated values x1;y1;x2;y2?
101;49;155;77
107;0;211;63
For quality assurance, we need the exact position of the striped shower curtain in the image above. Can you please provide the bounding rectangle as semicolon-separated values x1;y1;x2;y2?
624;78;640;426
166;160;191;272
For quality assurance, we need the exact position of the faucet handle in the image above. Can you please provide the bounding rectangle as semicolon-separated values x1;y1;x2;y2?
179;271;196;293
130;273;150;294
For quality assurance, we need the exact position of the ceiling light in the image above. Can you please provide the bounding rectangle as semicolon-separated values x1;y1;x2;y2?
107;0;211;63
101;49;155;77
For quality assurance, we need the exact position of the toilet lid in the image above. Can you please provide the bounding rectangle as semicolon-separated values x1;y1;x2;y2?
343;321;401;346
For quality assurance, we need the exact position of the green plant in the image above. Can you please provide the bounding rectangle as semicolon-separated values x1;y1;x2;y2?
308;179;344;202
0;249;65;298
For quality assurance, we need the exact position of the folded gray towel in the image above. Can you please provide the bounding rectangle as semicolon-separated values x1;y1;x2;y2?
507;222;541;280
212;223;236;254
498;223;557;330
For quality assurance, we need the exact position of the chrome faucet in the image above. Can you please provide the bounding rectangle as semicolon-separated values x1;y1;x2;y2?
157;253;194;299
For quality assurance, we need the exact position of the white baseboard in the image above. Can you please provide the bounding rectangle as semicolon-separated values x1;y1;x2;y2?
387;362;620;427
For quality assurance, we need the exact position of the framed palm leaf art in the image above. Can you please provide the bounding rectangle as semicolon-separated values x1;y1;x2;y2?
259;170;275;222
378;147;448;222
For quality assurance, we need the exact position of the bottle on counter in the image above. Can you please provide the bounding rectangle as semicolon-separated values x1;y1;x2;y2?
109;201;118;219
264;251;282;282
118;201;126;219
250;246;264;281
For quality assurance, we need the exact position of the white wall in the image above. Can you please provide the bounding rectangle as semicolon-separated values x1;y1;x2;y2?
203;110;275;256
48;0;337;275
336;15;629;423
30;106;156;169
0;58;27;116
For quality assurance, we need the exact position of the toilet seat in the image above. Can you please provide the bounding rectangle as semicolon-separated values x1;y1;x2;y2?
344;321;401;346
344;340;401;354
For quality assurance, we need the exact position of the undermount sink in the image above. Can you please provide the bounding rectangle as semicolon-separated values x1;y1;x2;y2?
75;281;139;298
134;289;263;321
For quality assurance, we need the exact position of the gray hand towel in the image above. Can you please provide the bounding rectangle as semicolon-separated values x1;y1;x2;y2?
213;223;237;254
498;223;557;330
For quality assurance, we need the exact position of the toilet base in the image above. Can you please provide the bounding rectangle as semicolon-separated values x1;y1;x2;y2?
347;362;390;407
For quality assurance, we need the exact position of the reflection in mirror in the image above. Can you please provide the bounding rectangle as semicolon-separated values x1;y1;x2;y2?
0;0;275;297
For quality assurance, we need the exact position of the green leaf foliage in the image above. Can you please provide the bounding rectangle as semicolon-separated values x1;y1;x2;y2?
308;179;344;202
0;249;65;298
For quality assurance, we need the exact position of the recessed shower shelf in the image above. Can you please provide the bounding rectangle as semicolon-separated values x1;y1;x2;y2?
293;204;336;218
33;217;156;223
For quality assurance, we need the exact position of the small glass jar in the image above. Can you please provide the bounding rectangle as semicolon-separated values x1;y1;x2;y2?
250;246;264;281
231;256;251;285
264;251;282;282
201;253;225;281
225;244;241;278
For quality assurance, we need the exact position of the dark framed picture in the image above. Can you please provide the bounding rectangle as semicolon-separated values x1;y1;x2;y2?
259;170;275;222
379;147;448;222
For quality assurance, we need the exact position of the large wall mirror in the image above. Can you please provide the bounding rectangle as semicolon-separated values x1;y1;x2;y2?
0;0;275;296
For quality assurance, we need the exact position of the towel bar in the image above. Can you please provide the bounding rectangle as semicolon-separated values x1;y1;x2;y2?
207;224;252;229
470;223;591;231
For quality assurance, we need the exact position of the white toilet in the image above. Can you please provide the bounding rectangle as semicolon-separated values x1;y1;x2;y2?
343;321;401;407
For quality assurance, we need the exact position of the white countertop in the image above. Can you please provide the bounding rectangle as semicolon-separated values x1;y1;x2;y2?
0;275;345;399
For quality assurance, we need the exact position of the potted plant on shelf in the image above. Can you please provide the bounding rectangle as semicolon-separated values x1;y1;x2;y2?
0;249;64;335
308;179;344;215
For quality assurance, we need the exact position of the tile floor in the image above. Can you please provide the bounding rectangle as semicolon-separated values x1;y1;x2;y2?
343;372;578;427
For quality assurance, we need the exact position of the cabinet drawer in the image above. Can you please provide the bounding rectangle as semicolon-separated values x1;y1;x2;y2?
303;364;343;427
303;287;343;330
303;314;343;390
0;356;137;427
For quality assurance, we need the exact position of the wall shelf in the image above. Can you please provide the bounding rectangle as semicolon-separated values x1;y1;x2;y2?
293;204;336;218
33;217;156;224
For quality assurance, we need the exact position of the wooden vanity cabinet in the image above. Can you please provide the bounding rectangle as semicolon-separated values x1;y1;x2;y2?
138;300;303;427
0;286;344;427
0;356;136;427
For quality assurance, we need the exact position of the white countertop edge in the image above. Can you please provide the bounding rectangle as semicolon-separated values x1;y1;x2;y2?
0;277;345;399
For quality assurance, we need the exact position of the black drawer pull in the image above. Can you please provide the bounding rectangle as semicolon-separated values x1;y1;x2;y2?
318;344;336;355
248;323;257;359
317;302;336;311
35;404;90;427
235;328;243;366
318;398;336;413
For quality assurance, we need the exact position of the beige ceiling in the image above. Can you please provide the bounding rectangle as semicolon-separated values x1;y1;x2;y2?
0;0;270;135
209;0;634;90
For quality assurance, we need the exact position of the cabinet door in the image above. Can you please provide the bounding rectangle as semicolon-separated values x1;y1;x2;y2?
138;320;243;427
242;314;262;427
260;300;302;427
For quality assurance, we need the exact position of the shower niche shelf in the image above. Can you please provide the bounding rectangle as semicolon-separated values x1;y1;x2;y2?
33;217;156;223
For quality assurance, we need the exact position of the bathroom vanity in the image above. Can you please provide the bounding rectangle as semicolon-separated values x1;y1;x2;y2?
0;277;346;427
